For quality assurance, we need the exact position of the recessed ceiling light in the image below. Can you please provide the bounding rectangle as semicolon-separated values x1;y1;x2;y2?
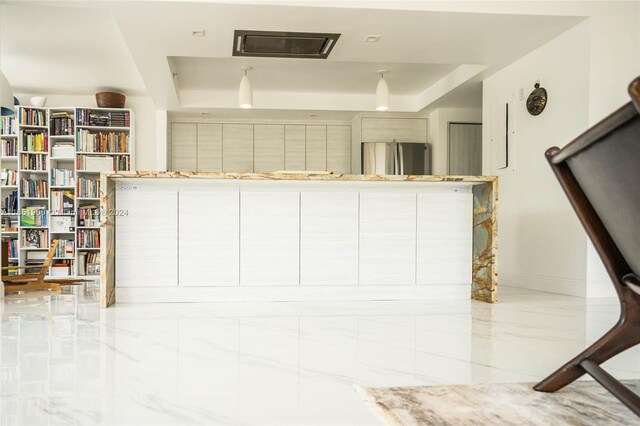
191;30;206;37
364;35;381;42
201;112;210;115
308;114;318;117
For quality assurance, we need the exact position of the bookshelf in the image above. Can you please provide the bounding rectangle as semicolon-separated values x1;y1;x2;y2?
0;106;134;278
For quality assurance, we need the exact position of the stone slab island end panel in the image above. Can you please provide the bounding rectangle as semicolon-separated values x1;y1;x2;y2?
100;172;497;307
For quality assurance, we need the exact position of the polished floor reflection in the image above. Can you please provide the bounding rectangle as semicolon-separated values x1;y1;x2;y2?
1;284;639;425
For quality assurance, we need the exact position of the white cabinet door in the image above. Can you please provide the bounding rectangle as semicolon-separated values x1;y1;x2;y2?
417;192;472;284
179;191;239;286
326;125;351;174
254;125;285;172
361;118;427;143
300;192;358;285
171;123;197;171
305;125;326;171
285;125;305;170
240;192;299;285
116;189;178;287
223;124;253;172
359;192;417;285
197;124;223;172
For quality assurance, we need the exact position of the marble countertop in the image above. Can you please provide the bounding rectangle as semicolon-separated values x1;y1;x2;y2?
103;171;497;184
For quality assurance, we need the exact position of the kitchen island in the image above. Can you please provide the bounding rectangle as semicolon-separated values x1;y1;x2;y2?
99;172;497;307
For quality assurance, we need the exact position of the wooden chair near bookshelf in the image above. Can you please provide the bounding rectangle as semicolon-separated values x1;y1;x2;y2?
2;239;62;293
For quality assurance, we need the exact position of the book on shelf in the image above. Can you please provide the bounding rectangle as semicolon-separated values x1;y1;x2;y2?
78;229;99;248
20;130;48;152
20;206;48;227
50;112;74;136
5;238;18;258
51;215;74;233
2;139;16;156
51;142;74;158
20;178;48;198
77;177;100;198
51;190;75;215
25;250;47;273
20;153;47;170
2;190;18;213
18;108;46;126
1;169;17;186
1;215;18;231
1;116;16;135
78;204;100;227
21;228;48;248
51;168;75;187
76;109;130;127
52;239;75;258
78;251;100;276
77;129;129;153
77;155;113;172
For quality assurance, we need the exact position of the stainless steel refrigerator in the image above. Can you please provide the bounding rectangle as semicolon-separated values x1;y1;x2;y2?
362;142;431;175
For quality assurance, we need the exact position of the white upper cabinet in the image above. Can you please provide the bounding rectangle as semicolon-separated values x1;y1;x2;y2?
326;125;351;174
171;123;197;171
254;125;285;172
305;125;327;171
223;124;254;172
197;123;222;172
284;125;306;171
361;118;427;143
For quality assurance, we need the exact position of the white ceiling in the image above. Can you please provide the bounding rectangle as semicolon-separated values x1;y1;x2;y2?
0;1;586;117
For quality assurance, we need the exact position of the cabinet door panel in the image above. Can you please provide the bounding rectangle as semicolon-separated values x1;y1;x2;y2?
417;192;472;284
285;125;305;170
254;125;285;172
240;192;299;285
223;124;253;172
171;123;197;171
300;192;358;285
326;125;351;174
197;124;222;172
116;189;178;287
179;191;239;286
305;125;326;171
359;192;417;285
361;118;427;143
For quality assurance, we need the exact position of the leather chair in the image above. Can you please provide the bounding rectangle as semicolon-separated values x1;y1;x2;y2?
534;76;640;415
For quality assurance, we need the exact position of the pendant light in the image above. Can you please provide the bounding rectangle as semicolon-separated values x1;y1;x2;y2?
238;66;253;109
375;69;389;111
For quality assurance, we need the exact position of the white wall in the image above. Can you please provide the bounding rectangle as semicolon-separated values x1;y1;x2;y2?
482;22;591;296
428;108;482;175
14;94;165;171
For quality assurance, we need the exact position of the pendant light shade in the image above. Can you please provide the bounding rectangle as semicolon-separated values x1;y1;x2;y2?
0;71;14;116
238;66;253;109
375;70;389;111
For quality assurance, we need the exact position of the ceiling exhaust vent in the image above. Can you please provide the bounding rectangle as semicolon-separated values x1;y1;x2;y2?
233;30;340;59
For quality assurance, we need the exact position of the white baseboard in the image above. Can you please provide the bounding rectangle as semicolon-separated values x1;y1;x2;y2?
116;284;470;303
501;273;586;297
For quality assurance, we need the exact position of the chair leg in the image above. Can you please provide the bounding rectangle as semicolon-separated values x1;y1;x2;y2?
535;287;640;392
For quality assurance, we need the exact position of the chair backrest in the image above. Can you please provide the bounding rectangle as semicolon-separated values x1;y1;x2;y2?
37;240;59;280
548;77;640;279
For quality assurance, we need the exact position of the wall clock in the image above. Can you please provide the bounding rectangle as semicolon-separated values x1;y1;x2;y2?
526;83;547;116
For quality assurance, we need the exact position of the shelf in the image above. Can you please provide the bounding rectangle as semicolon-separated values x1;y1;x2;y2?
77;197;100;201
76;170;102;173
77;247;100;250
1;231;18;234
21;226;49;229
20;151;49;155
20;197;49;200
51;186;75;189
20;247;50;250
49;135;74;138
1;156;18;160
1;135;17;139
50;157;75;161
18;124;48;129
53;257;75;260
77;125;130;131
1;212;18;216
19;169;48;173
1;185;18;189
77;226;99;229
78;152;130;156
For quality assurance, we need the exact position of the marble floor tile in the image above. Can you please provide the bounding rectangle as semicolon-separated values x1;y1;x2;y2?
1;283;639;425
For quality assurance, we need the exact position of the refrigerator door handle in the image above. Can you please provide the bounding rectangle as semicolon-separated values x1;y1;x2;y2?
398;143;405;175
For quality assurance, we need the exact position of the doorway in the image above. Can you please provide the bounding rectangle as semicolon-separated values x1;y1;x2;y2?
448;123;482;175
